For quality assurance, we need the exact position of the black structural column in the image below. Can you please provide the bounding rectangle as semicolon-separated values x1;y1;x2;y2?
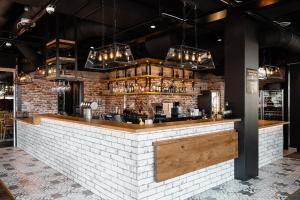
225;13;259;180
290;64;300;152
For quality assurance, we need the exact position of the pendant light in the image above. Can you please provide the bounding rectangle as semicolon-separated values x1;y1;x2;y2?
165;1;215;70
85;0;135;70
259;50;283;80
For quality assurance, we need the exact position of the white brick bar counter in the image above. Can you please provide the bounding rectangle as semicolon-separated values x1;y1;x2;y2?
259;125;284;168
16;116;240;200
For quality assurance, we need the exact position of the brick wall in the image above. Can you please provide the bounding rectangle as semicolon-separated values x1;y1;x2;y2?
259;125;283;168
104;74;225;116
19;78;58;115
19;71;106;116
19;70;225;117
17;119;235;200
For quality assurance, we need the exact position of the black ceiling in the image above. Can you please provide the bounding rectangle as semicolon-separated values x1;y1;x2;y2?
1;0;300;73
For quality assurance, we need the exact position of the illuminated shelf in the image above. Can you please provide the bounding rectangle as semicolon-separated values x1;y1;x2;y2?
104;92;200;96
103;75;199;83
46;39;75;49
46;57;76;65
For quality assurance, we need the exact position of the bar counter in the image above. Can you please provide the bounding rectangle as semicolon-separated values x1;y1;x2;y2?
18;114;241;133
16;115;288;200
17;114;240;200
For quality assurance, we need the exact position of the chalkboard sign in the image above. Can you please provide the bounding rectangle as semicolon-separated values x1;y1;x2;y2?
246;68;258;94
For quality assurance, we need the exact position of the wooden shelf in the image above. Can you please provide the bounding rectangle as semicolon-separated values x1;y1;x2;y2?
103;75;199;83
104;92;200;96
46;75;81;81
46;39;75;49
46;57;76;65
105;74;161;82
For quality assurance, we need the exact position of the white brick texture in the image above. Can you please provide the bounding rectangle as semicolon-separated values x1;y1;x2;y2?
259;125;283;168
17;120;235;200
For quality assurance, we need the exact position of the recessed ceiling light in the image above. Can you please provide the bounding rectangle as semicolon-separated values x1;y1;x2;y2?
46;4;55;14
150;25;156;29
5;42;12;47
274;21;291;27
217;38;222;42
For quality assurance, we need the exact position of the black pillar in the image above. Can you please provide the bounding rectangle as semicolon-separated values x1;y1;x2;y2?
290;64;300;152
283;66;290;149
225;14;259;180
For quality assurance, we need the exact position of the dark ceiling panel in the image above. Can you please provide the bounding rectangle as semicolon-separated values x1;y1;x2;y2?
12;0;49;7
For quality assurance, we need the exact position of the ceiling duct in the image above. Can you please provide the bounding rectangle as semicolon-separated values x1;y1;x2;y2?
15;43;43;72
144;34;177;58
260;29;300;54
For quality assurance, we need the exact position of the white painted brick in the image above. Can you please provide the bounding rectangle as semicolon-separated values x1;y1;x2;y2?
17;120;236;200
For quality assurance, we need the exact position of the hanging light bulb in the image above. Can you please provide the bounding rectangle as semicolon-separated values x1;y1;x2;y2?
109;50;114;59
172;51;176;57
98;54;102;61
191;53;195;61
104;53;108;60
178;52;182;59
207;53;212;59
197;54;202;62
185;51;189;60
116;49;121;58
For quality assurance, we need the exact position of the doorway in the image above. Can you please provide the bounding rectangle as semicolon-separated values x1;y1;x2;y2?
0;68;16;147
58;81;83;116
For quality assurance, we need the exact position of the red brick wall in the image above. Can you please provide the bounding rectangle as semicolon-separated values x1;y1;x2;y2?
19;70;224;117
20;78;58;115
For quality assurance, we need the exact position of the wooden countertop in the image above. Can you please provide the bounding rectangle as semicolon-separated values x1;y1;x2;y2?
258;120;289;129
16;114;241;133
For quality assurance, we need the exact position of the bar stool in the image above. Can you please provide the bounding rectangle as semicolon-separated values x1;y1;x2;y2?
2;114;13;140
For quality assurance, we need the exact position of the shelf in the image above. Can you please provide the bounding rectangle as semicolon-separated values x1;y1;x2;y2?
46;57;76;65
104;92;200;96
104;75;199;83
105;75;161;82
46;75;81;81
46;39;75;49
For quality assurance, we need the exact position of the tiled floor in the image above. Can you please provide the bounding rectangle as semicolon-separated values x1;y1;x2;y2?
0;147;300;200
189;158;300;200
0;147;101;200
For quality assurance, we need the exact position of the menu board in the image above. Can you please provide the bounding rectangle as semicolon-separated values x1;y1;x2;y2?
246;68;258;94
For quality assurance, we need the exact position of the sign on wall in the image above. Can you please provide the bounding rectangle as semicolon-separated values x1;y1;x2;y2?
246;68;258;94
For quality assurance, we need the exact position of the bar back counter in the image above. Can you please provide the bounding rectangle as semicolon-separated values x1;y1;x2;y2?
16;115;287;200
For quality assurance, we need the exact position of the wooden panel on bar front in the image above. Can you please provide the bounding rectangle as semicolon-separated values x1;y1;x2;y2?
153;130;238;182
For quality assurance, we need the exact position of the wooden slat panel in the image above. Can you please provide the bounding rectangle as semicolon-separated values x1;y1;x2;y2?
154;130;238;182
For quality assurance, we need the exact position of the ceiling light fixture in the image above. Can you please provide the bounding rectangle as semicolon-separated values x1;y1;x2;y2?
217;38;222;42
150;25;156;29
161;12;187;22
165;1;215;70
46;4;56;14
85;0;135;70
5;42;12;47
274;21;291;27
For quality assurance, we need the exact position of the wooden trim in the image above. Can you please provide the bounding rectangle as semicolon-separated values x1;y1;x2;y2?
258;120;289;129
0;68;16;73
16;114;241;133
46;57;75;64
0;179;16;200
153;130;238;182
46;39;75;47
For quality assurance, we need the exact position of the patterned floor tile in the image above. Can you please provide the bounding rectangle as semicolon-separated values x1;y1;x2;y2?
1;147;300;200
189;157;300;200
0;147;102;200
